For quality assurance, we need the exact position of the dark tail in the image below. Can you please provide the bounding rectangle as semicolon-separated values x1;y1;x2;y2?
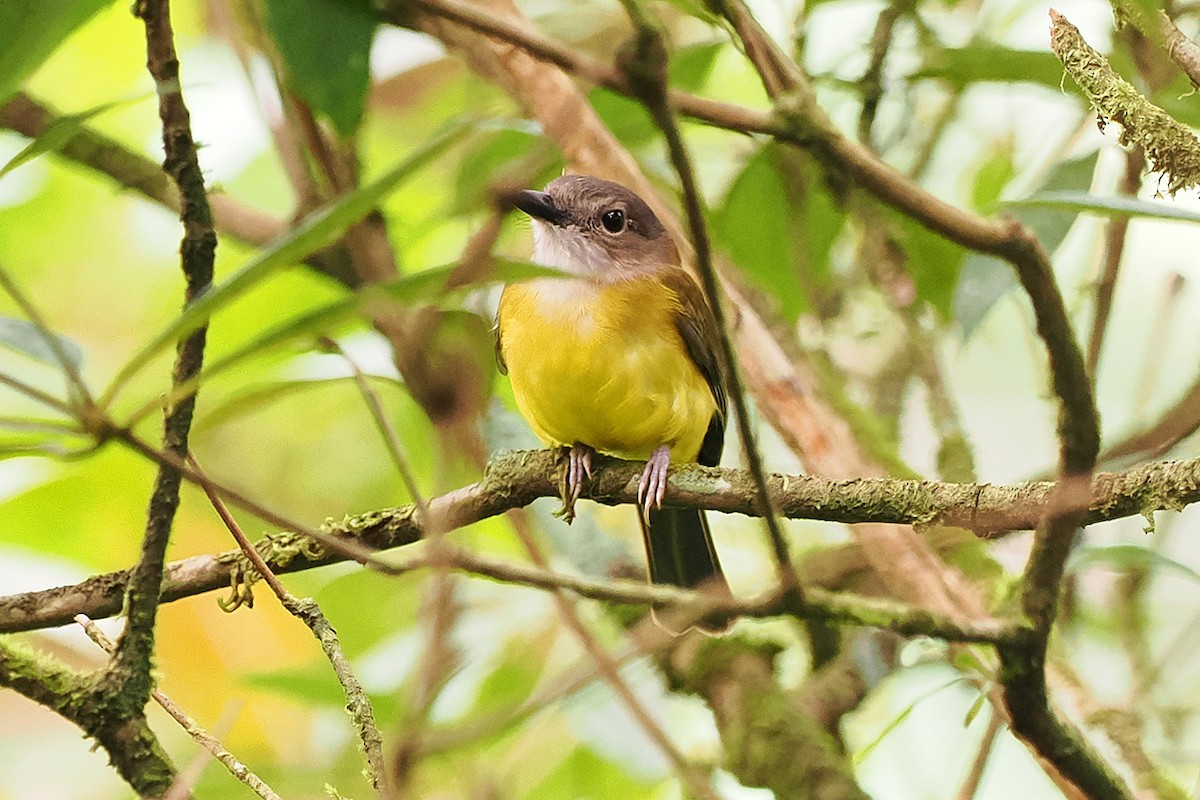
639;507;729;631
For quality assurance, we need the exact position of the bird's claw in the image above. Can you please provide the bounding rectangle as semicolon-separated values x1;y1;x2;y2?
555;443;594;524
637;445;671;524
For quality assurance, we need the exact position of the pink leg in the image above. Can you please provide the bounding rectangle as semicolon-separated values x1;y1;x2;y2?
566;442;594;505
556;442;594;523
637;444;671;511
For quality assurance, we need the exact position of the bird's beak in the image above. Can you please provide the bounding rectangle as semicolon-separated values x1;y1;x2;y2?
512;190;567;226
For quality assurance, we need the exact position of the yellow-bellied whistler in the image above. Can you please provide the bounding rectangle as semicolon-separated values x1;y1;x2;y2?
496;175;730;612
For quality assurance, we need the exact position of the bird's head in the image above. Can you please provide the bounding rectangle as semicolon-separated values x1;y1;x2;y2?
511;175;679;280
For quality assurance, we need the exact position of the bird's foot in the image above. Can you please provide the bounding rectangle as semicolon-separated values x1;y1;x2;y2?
554;442;594;524
637;445;671;524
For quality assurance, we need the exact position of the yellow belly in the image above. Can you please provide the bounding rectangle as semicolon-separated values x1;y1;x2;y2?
498;276;715;461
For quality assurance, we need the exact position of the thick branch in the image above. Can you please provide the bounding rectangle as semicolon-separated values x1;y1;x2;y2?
3;451;1199;633
666;638;871;800
0;638;178;797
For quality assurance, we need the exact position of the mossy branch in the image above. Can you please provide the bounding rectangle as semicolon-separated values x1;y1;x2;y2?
3;450;1200;634
105;0;218;714
668;637;871;800
0;638;178;797
1051;9;1200;193
1111;0;1200;88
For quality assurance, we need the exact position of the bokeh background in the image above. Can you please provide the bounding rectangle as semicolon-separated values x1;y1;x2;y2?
3;0;1200;797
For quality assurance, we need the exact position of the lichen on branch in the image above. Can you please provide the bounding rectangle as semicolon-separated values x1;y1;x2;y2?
1050;9;1200;193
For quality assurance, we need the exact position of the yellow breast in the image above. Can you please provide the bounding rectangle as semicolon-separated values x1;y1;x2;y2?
498;276;715;461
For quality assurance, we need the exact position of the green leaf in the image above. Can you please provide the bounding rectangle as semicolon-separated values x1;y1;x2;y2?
953;152;1098;335
962;689;987;728
589;43;725;149
0;315;84;370
208;257;559;378
890;212;966;318
469;633;553;718
527;747;656;800
970;143;1016;215
124;258;562;427
953;254;1017;335
454;128;541;211
0;97;135;180
912;45;1069;90
853;702;915;766
0;0;112;106
657;0;721;24
714;143;842;320
853;677;965;765
263;0;377;137
1019;153;1100;247
197;376;389;430
313;570;423;657
589;88;656;147
1068;544;1200;585
670;41;725;90
1006;191;1200;224
243;661;395;725
100;119;476;408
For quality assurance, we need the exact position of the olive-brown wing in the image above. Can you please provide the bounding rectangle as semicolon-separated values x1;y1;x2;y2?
662;268;726;468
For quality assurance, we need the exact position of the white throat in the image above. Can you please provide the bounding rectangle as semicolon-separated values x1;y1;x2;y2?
531;221;610;277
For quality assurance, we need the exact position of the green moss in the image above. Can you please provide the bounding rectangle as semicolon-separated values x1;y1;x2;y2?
215;531;327;612
1052;12;1200;193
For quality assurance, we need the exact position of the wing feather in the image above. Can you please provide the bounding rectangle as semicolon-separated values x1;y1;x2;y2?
662;269;726;467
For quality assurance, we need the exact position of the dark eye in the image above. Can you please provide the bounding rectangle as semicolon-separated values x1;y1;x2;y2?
600;209;626;234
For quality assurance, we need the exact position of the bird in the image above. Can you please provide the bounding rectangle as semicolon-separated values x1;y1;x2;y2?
495;174;730;617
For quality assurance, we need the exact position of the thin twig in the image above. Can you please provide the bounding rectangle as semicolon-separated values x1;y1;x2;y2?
954;709;1003;800
0;637;179;795
107;0;217;711
616;0;801;597
1086;146;1143;380
318;336;466;794
907;91;961;180
0;415;83;434
857;0;914;146
188;454;388;796
74;615;283;800
115;427;416;569
504;508;724;800
0;261;92;406
0;368;76;416
1115;0;1200;87
399;0;1075;280
715;0;798;98
1052;656;1190;799
319;337;428;512
1133;271;1186;414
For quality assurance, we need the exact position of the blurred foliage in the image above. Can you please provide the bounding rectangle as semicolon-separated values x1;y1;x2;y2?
3;0;1200;798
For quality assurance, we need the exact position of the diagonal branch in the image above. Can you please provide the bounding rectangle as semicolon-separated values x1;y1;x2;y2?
0;637;180;796
189;454;387;796
75;615;283;800
0;91;285;250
